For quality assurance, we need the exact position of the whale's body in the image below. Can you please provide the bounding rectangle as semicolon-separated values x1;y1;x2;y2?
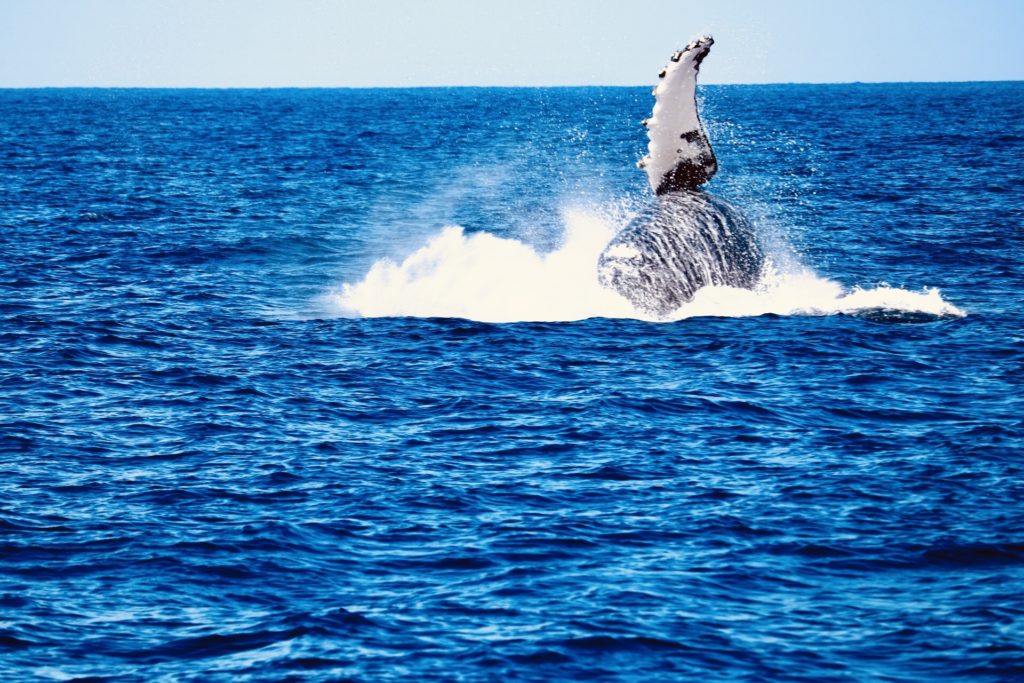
598;191;763;317
598;36;764;317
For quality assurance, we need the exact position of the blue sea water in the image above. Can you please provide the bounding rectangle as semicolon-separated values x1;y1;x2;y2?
1;83;1023;681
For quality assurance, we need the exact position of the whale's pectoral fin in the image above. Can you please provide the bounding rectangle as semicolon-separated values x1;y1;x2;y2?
640;35;718;195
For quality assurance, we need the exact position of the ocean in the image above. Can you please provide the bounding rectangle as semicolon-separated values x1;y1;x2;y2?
1;83;1022;681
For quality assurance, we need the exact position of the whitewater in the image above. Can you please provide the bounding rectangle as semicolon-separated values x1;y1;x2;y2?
330;205;963;323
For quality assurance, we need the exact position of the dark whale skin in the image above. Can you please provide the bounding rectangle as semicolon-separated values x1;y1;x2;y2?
598;191;764;318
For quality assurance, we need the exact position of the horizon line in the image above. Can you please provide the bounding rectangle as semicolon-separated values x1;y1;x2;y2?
1;78;1021;90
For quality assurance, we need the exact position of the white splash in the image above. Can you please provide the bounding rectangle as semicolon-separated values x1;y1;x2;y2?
669;262;966;320
327;208;964;323
331;209;636;323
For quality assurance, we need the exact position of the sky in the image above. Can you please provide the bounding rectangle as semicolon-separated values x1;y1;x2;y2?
1;0;1022;87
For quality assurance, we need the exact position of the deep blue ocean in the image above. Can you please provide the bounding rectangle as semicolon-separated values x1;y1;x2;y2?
1;83;1023;681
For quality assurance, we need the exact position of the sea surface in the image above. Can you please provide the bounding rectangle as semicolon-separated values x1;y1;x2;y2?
1;83;1023;681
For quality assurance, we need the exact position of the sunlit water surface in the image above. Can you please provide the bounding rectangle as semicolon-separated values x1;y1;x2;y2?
1;84;1022;681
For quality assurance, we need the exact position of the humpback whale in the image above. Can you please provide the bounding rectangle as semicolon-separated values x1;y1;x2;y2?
598;36;764;317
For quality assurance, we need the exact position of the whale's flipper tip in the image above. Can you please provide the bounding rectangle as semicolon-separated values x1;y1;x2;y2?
671;35;714;64
689;35;714;50
641;35;718;195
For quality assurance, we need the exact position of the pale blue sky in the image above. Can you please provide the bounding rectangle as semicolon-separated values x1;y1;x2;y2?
1;0;1022;87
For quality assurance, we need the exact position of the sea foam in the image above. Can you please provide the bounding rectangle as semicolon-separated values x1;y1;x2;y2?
329;208;964;323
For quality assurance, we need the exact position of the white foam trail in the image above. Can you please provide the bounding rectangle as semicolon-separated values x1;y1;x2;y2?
672;266;965;320
328;209;964;323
